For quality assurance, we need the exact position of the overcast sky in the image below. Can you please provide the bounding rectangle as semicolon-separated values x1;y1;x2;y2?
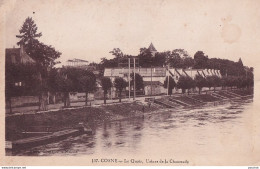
3;0;260;67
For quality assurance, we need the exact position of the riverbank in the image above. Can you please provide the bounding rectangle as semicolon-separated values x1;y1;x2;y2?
6;88;253;142
5;101;160;141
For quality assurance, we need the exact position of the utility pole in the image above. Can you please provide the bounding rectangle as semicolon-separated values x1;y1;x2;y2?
133;57;136;100
167;64;170;96
128;57;130;100
150;65;153;96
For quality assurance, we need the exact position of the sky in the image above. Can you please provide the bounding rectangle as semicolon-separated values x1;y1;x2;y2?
3;0;260;67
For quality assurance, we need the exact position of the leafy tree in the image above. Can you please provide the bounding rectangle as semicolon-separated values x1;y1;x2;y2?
211;75;221;92
177;76;194;94
194;75;206;94
78;71;97;105
221;76;228;90
114;77;127;102
109;48;124;58
226;76;237;90
138;48;153;67
206;76;214;91
16;17;61;110
130;73;144;91
236;76;247;89
54;69;73;107
163;76;176;95
101;77;112;104
16;17;42;47
16;17;61;68
193;51;208;69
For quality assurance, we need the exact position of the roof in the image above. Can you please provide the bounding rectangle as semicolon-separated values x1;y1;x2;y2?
6;48;20;56
6;46;35;64
104;67;166;77
148;43;157;52
67;58;88;63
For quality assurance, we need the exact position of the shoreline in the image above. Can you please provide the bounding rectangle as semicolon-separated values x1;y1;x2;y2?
5;89;253;141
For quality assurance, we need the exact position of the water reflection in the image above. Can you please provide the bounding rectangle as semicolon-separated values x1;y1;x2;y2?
12;98;253;156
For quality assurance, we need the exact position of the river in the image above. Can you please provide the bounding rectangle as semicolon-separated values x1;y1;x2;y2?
10;98;259;165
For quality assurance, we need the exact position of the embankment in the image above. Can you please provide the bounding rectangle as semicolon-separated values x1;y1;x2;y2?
5;102;159;141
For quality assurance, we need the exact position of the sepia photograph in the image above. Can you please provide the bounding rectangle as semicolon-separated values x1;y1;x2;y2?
0;0;260;167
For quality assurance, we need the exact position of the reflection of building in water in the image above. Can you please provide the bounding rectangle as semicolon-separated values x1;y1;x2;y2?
66;58;89;68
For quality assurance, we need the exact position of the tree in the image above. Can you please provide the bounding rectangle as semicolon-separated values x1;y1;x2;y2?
16;17;61;110
194;75;206;94
206;76;214;91
101;77;112;104
138;48;153;67
130;73;144;91
54;70;73;107
213;75;221;92
193;51;208;69
163;76;176;95
221;76;228;90
114;77;127;102
206;75;220;92
16;17;61;68
16;17;42;47
78;70;97;105
226;76;237;90
177;76;194;94
109;48;124;58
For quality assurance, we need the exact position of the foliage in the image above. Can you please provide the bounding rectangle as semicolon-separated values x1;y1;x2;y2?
114;77;127;102
194;75;206;94
193;51;208;69
78;71;97;105
177;76;195;94
16;17;61;68
206;75;221;92
101;77;112;104
130;73;144;91
163;76;176;95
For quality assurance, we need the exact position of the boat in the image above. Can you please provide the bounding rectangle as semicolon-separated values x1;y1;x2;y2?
10;124;92;150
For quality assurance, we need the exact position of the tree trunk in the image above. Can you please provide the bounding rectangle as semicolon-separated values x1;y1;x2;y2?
66;93;71;107
104;90;107;104
53;94;56;104
64;92;70;107
64;93;67;107
199;88;201;94
214;86;216;92
188;89;190;95
182;88;185;94
85;92;88;106
39;92;47;111
119;90;122;102
39;93;47;111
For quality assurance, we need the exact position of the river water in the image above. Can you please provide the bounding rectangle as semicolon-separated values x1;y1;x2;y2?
11;98;259;165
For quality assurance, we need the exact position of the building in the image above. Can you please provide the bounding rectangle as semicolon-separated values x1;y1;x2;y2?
5;45;35;65
148;42;157;57
104;67;222;96
66;58;89;68
104;67;167;96
169;68;221;83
